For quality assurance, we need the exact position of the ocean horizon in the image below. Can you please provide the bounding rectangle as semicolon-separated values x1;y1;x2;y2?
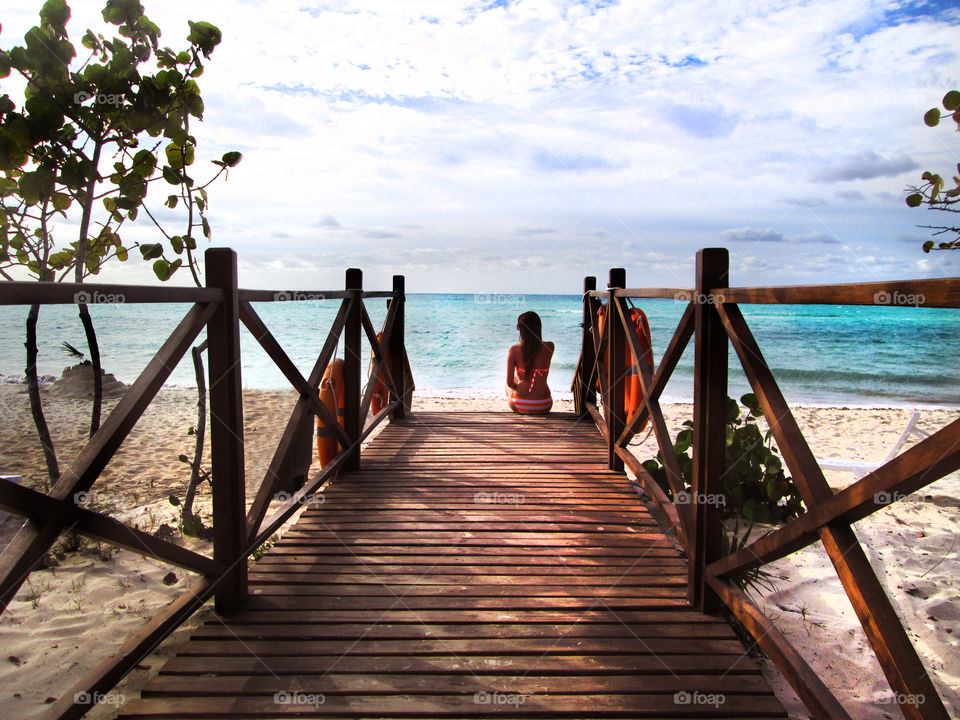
1;293;958;410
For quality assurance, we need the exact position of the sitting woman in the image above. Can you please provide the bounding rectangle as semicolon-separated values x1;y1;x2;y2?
506;311;554;414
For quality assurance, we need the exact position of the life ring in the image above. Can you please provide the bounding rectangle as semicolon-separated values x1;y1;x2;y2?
595;304;653;427
370;333;415;415
316;358;345;465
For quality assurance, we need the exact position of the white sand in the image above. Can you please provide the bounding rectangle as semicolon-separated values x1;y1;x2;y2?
0;384;957;718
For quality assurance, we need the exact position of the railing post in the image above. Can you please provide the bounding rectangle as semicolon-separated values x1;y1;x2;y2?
204;247;247;614
343;268;363;470
576;276;597;417
607;268;626;472
689;248;729;613
389;274;406;420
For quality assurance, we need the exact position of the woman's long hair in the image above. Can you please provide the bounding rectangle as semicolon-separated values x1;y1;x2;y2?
517;311;543;375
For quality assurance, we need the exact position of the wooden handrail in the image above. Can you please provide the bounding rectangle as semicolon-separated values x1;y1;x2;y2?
710;277;960;308
574;252;956;719
0;248;413;719
0;281;221;304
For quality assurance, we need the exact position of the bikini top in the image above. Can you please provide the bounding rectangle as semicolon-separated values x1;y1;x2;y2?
515;366;549;383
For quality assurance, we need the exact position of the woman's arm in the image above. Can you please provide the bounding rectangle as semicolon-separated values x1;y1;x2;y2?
506;345;518;394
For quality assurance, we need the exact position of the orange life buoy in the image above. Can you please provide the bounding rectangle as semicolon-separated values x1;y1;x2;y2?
595;304;653;427
316;358;345;465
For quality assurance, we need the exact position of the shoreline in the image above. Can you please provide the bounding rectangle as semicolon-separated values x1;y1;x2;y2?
3;372;958;412
0;386;957;718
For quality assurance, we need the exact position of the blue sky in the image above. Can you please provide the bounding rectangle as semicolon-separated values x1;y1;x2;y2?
4;0;960;292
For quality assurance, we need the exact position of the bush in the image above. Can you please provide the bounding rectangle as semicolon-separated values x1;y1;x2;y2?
641;393;805;523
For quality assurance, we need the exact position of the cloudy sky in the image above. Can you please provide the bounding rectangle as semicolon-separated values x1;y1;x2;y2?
4;0;960;292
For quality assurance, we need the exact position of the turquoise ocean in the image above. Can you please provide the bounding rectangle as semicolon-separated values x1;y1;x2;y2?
1;293;958;409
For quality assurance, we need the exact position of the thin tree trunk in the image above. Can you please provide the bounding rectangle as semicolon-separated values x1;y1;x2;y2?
77;304;102;437
26;304;59;487
182;341;208;530
76;140;105;438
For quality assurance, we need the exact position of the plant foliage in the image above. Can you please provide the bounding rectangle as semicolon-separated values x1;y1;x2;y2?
642;393;806;523
905;89;960;252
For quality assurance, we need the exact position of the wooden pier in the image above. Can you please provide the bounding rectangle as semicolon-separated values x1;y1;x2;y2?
119;411;786;718
1;247;956;719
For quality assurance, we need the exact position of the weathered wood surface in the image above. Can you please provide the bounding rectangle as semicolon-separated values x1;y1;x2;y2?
120;412;785;718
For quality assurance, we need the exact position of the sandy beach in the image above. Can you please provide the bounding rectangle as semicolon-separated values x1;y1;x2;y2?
0;381;957;719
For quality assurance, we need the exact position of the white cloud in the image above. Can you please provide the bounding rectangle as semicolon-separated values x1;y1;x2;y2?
1;0;957;289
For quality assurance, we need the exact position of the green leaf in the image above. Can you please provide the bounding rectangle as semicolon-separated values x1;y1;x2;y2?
40;0;71;30
924;108;941;127
201;216;211;239
923;240;935;253
187;21;222;58
130;149;157;178
171;235;184;253
221;150;242;168
942;90;960;112
116;246;128;261
168;493;181;506
905;193;924;207
165;142;195;167
166;194;178;209
140;242;163;260
162;165;182;185
51;192;71;212
153;258;172;281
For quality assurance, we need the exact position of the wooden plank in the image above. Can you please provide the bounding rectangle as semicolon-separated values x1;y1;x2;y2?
0;280;220;305
342;268;362;471
117;411;783;720
192;620;734;638
712;277;960;308
121;694;786;717
143;672;770;694
205;248;247;614
689;248;729;612
154;653;763;675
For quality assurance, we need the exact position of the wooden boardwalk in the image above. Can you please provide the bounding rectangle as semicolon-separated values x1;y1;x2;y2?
119;412;786;718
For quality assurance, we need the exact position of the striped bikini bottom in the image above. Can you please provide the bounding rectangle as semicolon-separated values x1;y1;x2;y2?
509;393;553;415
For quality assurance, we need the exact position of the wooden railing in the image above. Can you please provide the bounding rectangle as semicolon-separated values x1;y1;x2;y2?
573;248;960;720
0;247;411;719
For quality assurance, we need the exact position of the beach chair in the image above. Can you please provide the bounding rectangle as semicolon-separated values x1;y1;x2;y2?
819;412;929;479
